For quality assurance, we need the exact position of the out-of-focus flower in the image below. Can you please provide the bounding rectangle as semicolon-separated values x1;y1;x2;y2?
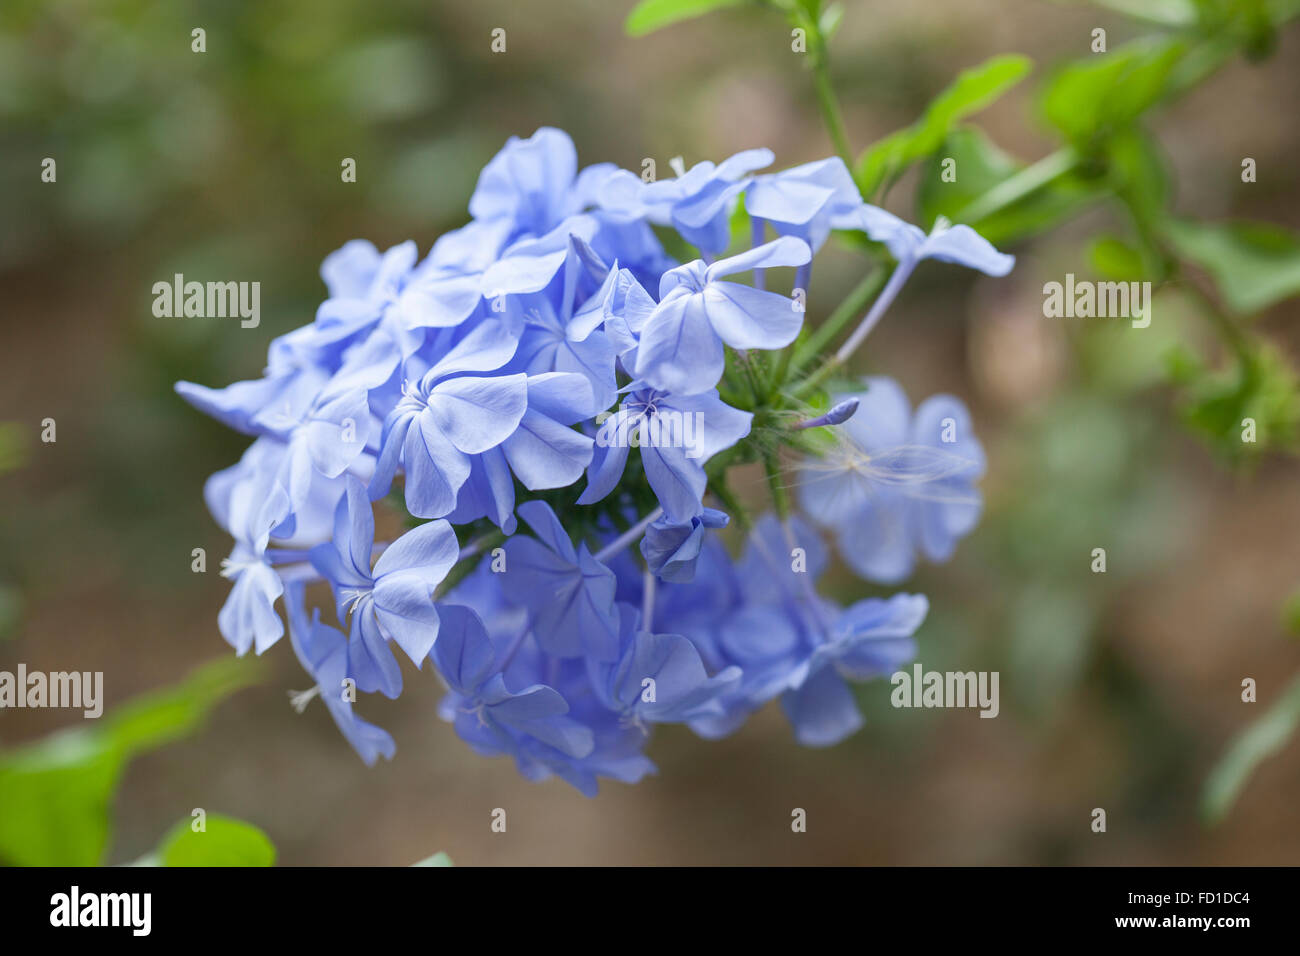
798;376;986;583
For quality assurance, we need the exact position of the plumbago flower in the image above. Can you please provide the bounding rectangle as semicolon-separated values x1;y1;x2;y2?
797;377;986;584
177;127;1013;793
635;237;811;395
310;476;458;698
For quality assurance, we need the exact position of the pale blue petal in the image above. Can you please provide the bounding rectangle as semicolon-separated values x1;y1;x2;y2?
634;295;725;395
425;374;529;454
640;441;707;522
515;500;577;561
373;518;458;582
705;235;811;280
919;224;1015;276
373;574;441;664
503;408;595;490
403;415;469;519
781;665;863;747
701;281;804;351
576;421;632;507
429;604;498;695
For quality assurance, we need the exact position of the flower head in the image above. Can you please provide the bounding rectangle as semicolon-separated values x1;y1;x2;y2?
178;128;1008;791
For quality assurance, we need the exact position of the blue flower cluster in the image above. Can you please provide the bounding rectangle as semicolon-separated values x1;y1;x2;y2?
178;128;1012;794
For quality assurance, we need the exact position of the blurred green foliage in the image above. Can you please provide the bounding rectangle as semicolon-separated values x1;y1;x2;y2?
1202;672;1300;823
856;54;1033;197
145;814;277;867
0;657;264;865
412;851;454;866
1164;219;1300;315
626;0;751;37
0;0;496;272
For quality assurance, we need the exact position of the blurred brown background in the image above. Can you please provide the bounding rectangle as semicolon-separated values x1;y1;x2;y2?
1;0;1298;864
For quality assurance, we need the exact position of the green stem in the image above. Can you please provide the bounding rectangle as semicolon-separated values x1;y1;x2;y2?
738;350;767;406
709;474;752;531
957;146;1079;225
790;264;886;377
801;12;853;169
1188;280;1252;364
763;452;791;519
792;353;843;400
768;341;796;399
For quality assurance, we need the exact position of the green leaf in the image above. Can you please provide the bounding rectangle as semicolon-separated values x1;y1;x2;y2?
1105;128;1171;232
412;851;454;866
0;739;122;868
1177;341;1300;459
624;0;747;37
1202;670;1300;824
0;657;265;866
1163;219;1300;314
917;126;1019;225
856;54;1033;196
1090;236;1147;281
916;127;1100;244
158;815;276;867
1041;38;1186;146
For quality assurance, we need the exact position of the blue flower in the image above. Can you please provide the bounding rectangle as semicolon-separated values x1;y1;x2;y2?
315;240;418;341
435;574;656;797
310;477;459;697
431;603;594;762
797;376;986;583
175;365;327;441
205;436;357;554
635;237;811;395
590;606;741;726
598;148;774;253
855;208;1015;277
445;371;597;534
578;384;752;522
284;582;396;766
568;262;658;357
503;500;622;661
745;156;864;253
779;592;926;747
639;508;729;582
506;715;656;797
210;462;291;657
648;515;925;747
368;321;528;519
482;232;620;411
831;210;1015;361
467;127;588;242
242;387;374;522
